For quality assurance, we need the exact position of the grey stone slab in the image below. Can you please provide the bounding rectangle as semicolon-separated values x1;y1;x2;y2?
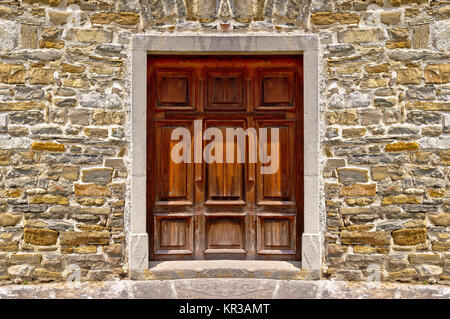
146;260;306;280
132;34;319;52
0;279;449;299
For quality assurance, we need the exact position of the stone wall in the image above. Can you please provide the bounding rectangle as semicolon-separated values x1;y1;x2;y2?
0;0;448;285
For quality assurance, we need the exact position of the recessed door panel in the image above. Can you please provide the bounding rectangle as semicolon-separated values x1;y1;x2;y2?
256;120;296;206
206;69;245;110
154;214;193;255
205;216;245;253
154;69;195;110
204;120;246;204
256;69;296;110
154;120;194;206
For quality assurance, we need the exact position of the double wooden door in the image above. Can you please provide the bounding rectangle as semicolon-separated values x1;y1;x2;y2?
147;55;303;260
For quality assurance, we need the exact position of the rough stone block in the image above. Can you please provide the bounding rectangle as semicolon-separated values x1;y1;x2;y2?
392;228;427;245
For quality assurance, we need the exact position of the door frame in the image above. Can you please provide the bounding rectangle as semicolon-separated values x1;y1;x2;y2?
129;34;323;271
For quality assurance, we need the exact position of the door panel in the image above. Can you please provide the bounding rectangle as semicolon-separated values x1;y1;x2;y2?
154;214;193;255
205;216;246;253
154;120;194;206
155;69;195;111
256;69;296;111
148;56;303;260
204;120;246;203
256;120;296;206
206;69;245;110
257;214;296;255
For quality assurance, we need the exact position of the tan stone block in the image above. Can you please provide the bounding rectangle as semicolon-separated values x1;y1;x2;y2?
385;142;419;152
0;64;26;84
115;12;140;25
408;253;441;265
24;228;58;246
342;128;366;138
389;27;409;39
39;40;65;49
0;212;21;226
413;24;429;49
342;225;374;232
388;268;417;281
428;189;444;198
31;142;65;152
386;39;411;49
344;197;374;206
353;246;377;254
75;197;105;206
392;228;427;245
438;151;450;166
61;63;85;74
428;212;450;226
70;29;112;44
365;63;389;73
62;166;79;181
0;102;44;111
76;224;109;231
360;77;389;88
326;110;358;125
63;76;91;88
328;243;348;256
381;11;402;25
74;183;111;196
396;68;422;84
89;66;116;75
22;0;61;6
406;101;450;111
371;166;388;181
0;150;12;165
89;12;116;24
28;68;55;84
431;241;450;252
90;12;140;25
9;253;42;265
48;10;72;24
340;207;373;215
92;111;125;125
20;24;38;49
334;66;361;75
60;231;110;246
390;0;428;5
24;220;46;228
340;184;376;196
84;128;108;138
311;12;360;25
0;242;19;252
74;246;97;254
382;194;421;205
33;268;63;281
338;29;384;43
424;63;450;84
29;195;69;205
341;231;391;246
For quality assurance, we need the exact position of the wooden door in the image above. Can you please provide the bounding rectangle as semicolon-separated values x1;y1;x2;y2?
147;55;303;260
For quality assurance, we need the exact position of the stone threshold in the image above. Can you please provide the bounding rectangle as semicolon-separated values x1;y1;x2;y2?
1;279;449;299
130;260;320;280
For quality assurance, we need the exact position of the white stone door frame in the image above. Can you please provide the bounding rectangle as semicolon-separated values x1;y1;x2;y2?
129;34;322;271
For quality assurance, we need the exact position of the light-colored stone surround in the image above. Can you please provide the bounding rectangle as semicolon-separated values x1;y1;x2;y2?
129;34;322;272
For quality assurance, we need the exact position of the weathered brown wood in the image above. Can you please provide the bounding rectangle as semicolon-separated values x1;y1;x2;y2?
147;55;304;260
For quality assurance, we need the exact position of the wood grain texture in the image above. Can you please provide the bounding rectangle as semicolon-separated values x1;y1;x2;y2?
147;55;304;260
